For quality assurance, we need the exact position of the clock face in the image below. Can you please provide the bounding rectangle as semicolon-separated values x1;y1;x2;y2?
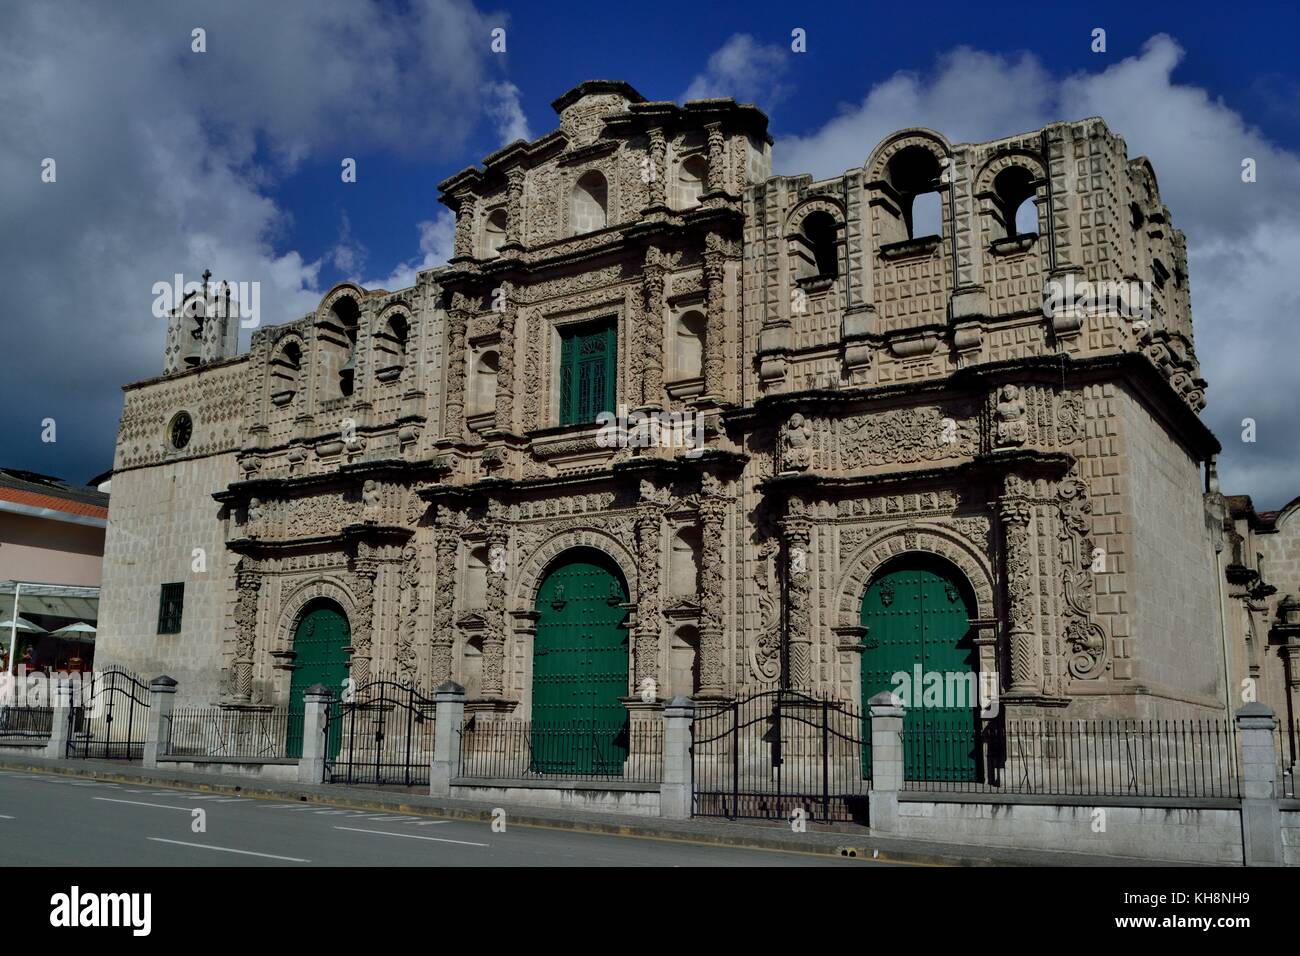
169;412;192;449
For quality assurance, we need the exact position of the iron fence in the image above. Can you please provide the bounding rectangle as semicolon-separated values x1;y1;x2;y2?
164;707;302;760
325;679;437;787
459;718;664;784
692;690;870;822
1281;718;1299;799
0;705;54;738
66;667;150;760
900;717;1241;798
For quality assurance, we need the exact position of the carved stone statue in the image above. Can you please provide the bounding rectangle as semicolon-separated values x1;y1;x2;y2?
781;413;814;471
361;480;382;519
995;385;1028;447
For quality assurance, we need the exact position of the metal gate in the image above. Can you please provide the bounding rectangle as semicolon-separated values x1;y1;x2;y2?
324;678;436;786
66;667;150;760
692;689;870;823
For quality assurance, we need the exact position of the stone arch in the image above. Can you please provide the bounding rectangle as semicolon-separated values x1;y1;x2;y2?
835;523;995;629
972;149;1048;198
783;195;846;238
512;527;639;609
317;282;366;321
275;576;359;654
864;128;951;185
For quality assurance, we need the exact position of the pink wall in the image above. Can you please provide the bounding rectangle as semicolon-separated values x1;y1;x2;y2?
0;513;105;587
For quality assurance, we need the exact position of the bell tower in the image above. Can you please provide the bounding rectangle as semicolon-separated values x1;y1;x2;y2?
163;269;239;374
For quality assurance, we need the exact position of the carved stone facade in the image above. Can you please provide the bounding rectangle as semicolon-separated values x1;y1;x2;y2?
98;80;1253;725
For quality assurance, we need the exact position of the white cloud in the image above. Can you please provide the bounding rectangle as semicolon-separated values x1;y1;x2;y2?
485;81;532;145
772;34;1300;509
365;211;457;291
682;34;790;109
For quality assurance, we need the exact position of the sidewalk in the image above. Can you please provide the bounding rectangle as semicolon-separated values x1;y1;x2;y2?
0;754;1201;866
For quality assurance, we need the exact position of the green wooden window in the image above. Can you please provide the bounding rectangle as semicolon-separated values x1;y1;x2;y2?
559;319;616;426
157;582;185;634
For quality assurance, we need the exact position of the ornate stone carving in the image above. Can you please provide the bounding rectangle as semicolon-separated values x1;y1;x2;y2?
697;495;727;695
453;194;476;260
444;293;471;438
505;168;524;247
705;122;726;194
646;127;666;208
1056;391;1085;446
750;537;781;681
230;558;261;703
396;546;421;685
780;413;814;472
495;282;515;432
999;478;1038;693
361;480;382;518
641;250;666;406
481;520;509;697
703;234;727;398
839;406;975;467
634;506;664;690
522;310;542;431
1057;464;1109;680
430;527;458;685
350;547;377;688
782;515;813;692
995;384;1028;447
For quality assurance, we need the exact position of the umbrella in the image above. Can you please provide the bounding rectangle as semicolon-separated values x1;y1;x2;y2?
0;617;47;634
51;621;96;643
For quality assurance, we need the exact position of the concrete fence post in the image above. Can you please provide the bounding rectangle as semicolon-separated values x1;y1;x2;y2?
430;681;466;798
142;675;178;768
660;696;696;820
1236;702;1283;866
43;678;72;760
868;691;906;833
298;684;334;785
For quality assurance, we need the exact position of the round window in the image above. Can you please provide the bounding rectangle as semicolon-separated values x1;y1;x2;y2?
169;412;193;450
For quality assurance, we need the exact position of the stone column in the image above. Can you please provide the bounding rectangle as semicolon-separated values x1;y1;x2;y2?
702;233;727;401
868;691;905;832
230;558;261;704
443;291;472;440
782;514;813;692
660;696;696;819
494;282;515;432
430;526;459;685
297;684;334;784
504;168;524;250
999;479;1040;694
452;193;476;260
705;122;726;195
645;127;667;211
697;494;728;697
481;524;509;699
430;680;467;797
634;503;664;697
350;544;377;689
1236;703;1282;865
143;675;177;768
640;249;666;410
43;678;73;760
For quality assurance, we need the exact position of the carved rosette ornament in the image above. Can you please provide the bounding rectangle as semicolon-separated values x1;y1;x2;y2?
641;249;666;407
1057;464;1109;680
444;292;472;439
697;495;727;696
999;477;1039;693
633;505;664;691
453;193;476;260
781;515;813;692
646;127;666;208
230;558;261;703
495;282;515;432
703;234;727;399
481;523;509;698
350;545;377;689
430;527;459;684
395;546;421;685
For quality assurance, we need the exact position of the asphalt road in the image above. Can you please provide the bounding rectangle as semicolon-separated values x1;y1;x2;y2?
0;768;879;867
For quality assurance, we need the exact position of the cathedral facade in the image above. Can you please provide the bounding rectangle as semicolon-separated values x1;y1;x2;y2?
99;80;1255;743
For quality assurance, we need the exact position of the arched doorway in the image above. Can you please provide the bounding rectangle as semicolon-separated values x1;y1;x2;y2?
287;599;351;758
531;548;629;774
860;554;979;781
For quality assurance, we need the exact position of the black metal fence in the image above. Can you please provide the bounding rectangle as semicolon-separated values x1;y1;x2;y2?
459;718;664;784
164;707;302;760
900;717;1241;798
1281;718;1299;799
692;690;870;823
325;679;437;787
0;705;54;738
66;667;150;760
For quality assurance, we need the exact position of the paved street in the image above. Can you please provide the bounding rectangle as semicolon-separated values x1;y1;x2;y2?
0;768;880;867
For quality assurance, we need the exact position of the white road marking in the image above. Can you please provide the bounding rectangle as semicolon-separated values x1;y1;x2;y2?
0;814;14;819
148;837;309;862
415;820;450;826
215;798;248;803
334;826;488;847
94;797;193;812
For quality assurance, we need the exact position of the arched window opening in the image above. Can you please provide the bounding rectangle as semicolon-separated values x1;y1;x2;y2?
993;166;1038;240
672;311;706;382
884;146;944;245
375;314;408;383
483;208;508;258
795;210;840;280
674;154;707;209
329;296;360;399
270;340;302;406
570;171;608;235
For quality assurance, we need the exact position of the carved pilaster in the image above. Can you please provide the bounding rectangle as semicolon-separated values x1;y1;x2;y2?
641;249;666;408
396;545;421;686
430;526;458;684
697;494;727;696
645;127;666;210
482;517;509;698
703;233;727;400
453;193;477;260
705;122;726;195
230;558;261;704
495;282;515;432
1057;463;1109;680
634;504;664;693
781;515;813;692
350;546;377;689
504;168;524;249
999;477;1039;693
444;292;471;439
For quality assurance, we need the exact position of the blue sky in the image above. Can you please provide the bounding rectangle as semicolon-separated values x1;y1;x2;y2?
2;0;1298;508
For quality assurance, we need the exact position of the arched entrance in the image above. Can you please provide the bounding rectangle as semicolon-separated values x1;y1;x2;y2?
287;599;351;758
531;548;629;774
860;554;979;781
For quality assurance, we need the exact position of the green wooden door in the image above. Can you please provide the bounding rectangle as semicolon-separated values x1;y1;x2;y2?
860;559;978;781
559;319;616;425
287;601;351;759
531;550;629;775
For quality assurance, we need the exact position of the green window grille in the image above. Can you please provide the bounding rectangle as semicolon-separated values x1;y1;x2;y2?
559;319;616;426
157;582;185;634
